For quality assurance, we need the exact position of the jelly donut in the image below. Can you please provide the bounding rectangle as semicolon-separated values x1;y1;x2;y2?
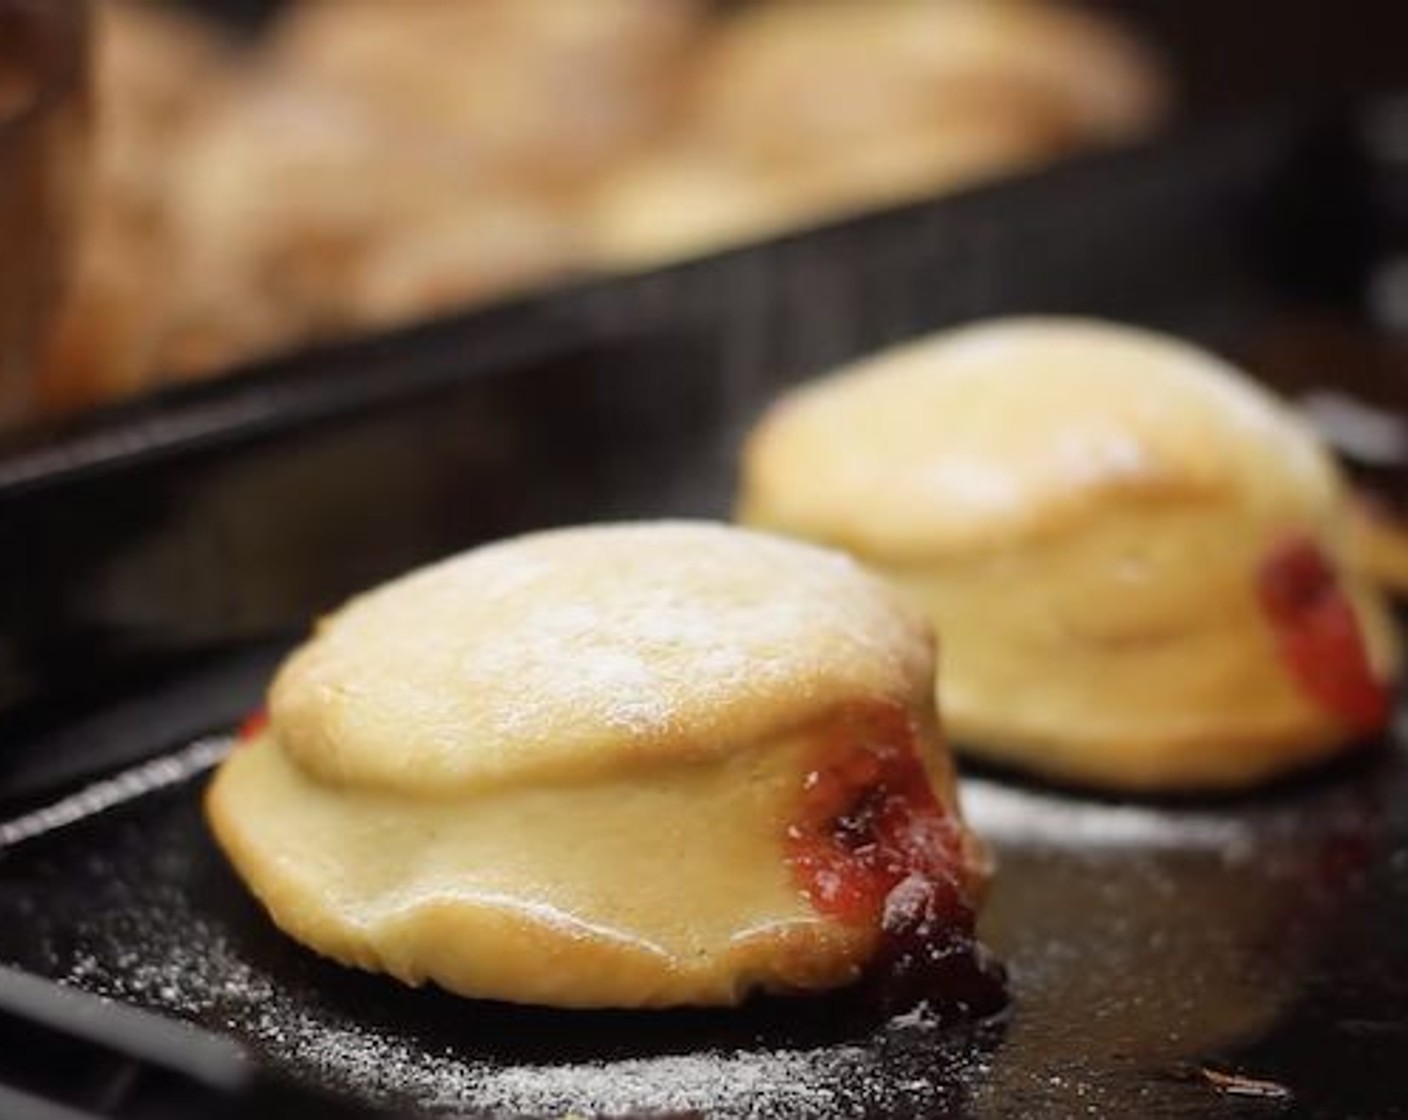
207;522;990;1007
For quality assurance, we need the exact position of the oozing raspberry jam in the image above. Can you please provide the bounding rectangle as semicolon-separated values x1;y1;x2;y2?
236;708;268;743
785;703;1003;1013
1256;535;1389;733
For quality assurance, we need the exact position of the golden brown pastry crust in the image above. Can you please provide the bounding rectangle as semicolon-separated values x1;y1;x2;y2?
208;725;873;1008
208;522;981;1007
271;522;938;796
739;319;1401;791
741;320;1340;561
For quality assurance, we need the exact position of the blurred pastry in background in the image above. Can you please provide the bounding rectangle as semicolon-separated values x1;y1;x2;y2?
590;0;1164;265
39;0;1167;412
1291;386;1408;599
586;109;1058;268
37;0;234;409
266;0;703;188
1348;493;1408;598
208;522;993;1009
739;318;1399;792
693;0;1164;163
161;79;585;377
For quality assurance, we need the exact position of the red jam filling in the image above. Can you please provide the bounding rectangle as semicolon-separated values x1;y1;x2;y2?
236;708;268;744
1256;534;1390;734
786;703;967;926
784;703;1003;1013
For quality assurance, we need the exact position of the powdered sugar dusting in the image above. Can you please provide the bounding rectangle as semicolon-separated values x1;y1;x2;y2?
276;522;933;793
462;1048;860;1116
23;772;992;1118
962;778;1258;855
5;726;1388;1118
60;898;986;1117
60;885;987;1116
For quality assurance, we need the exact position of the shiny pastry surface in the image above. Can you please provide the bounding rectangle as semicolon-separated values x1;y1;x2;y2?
739;319;1400;791
207;521;989;1008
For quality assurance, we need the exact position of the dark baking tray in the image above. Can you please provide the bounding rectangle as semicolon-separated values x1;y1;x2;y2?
2;104;1408;1118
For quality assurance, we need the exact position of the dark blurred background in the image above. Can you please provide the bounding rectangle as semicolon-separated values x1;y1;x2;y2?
1087;0;1408;116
